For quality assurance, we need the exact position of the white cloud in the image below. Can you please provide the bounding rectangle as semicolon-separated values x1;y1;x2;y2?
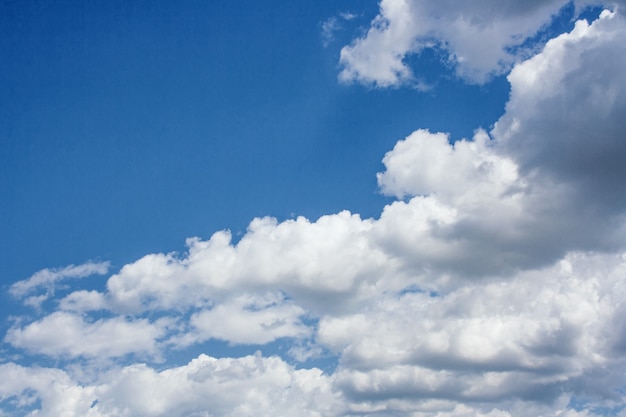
94;353;341;417
183;292;311;345
494;9;626;205
59;290;108;312
0;363;97;417
377;129;519;205
338;0;621;86
322;252;626;411
371;11;626;279
105;212;392;316
0;355;342;417
9;261;110;307
339;0;420;87
4;312;168;359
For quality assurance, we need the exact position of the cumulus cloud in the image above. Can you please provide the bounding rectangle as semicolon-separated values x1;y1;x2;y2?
180;292;311;346
371;10;626;280
377;129;519;203
338;0;621;86
324;252;626;409
95;353;341;417
4;312;169;359
0;364;96;417
0;355;341;417
494;9;626;204
103;212;391;316
3;5;626;417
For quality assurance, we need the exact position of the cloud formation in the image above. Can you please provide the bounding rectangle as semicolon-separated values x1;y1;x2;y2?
338;0;624;86
5;312;168;359
3;5;626;417
0;355;340;417
495;10;626;196
8;261;110;309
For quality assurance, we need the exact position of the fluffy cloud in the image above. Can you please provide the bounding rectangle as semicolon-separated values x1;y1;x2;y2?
4;5;626;417
0;364;97;417
377;129;519;203
181;292;311;346
338;0;623;86
94;354;340;417
59;290;108;312
372;10;626;280
4;312;169;359
0;355;340;417
103;212;391;316
494;10;626;205
323;252;626;411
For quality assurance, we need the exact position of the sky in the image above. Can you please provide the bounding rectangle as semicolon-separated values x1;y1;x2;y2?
1;0;626;416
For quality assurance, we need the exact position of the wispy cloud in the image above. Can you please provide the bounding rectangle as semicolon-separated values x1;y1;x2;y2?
321;11;358;47
9;261;110;308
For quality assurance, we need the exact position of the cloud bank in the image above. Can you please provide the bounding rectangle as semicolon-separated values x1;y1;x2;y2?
3;4;626;417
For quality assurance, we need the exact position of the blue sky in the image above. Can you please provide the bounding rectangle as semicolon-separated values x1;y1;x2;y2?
2;1;626;416
0;0;511;279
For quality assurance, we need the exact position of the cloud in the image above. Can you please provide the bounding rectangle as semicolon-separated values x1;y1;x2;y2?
103;212;391;316
372;10;626;279
0;355;341;417
4;6;626;417
95;353;341;417
0;364;96;417
377;129;519;203
321;17;341;47
59;290;108;312
494;9;626;205
180;292;311;346
9;261;110;308
321;11;358;47
324;252;626;408
337;0;621;86
4;312;169;359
